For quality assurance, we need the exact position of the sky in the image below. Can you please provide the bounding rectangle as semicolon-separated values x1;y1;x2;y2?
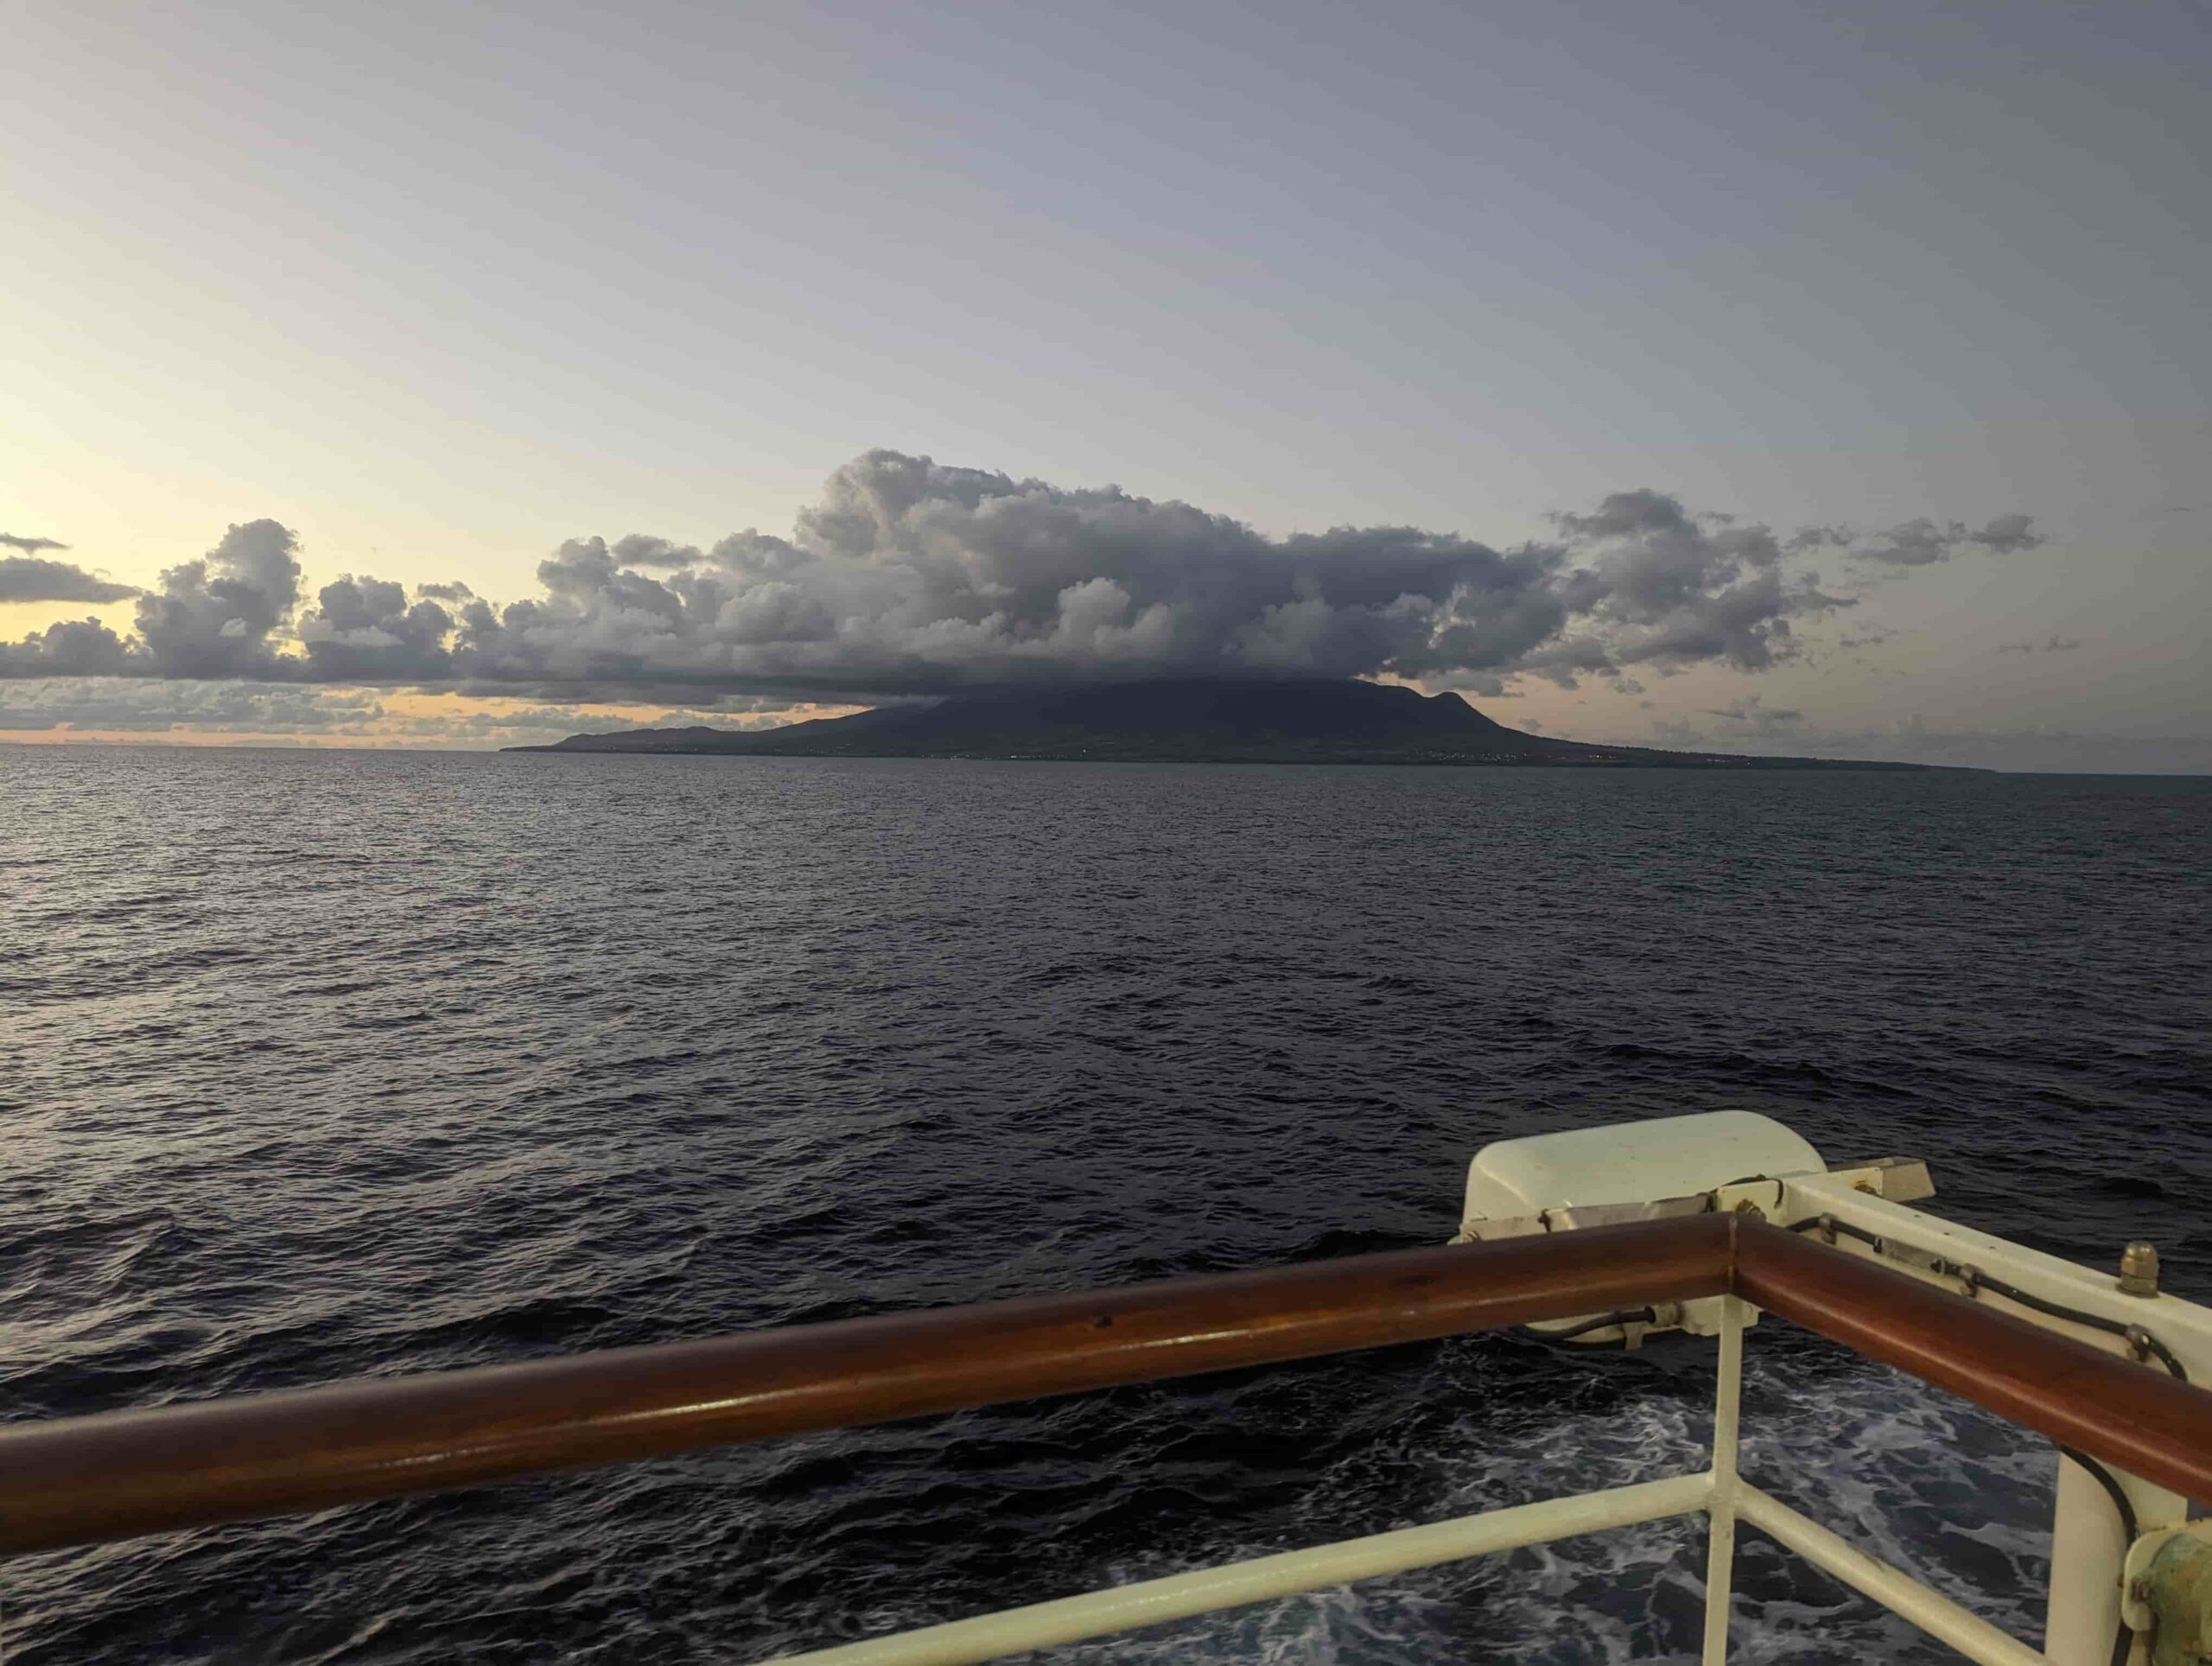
3;0;2207;768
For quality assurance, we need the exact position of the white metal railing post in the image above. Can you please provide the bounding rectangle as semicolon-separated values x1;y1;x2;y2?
2048;1454;2176;1665
1701;1294;1744;1665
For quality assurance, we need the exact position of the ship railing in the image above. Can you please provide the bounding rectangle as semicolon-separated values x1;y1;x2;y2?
3;1190;2209;1665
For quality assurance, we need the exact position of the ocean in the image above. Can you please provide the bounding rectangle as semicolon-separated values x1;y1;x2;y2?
3;746;2208;1663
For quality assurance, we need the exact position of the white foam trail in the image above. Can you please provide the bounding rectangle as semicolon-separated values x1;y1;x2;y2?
1029;1345;2051;1664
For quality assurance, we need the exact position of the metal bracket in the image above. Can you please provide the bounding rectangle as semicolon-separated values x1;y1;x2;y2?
2123;1522;2212;1663
1823;1155;1936;1203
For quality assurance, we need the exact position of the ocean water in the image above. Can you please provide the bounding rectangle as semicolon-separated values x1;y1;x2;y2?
3;746;2208;1664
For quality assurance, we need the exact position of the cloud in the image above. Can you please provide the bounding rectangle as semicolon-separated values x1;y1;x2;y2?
0;451;2043;702
1701;693;1807;739
0;556;140;604
132;519;304;677
1998;632;2084;654
1854;513;2048;567
0;617;137;675
1;520;301;678
1835;626;1897;650
2;533;73;556
1541;489;1856;672
296;575;458;682
0;678;387;734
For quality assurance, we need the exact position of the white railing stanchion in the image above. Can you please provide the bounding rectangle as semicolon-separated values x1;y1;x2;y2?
1701;1294;1744;1665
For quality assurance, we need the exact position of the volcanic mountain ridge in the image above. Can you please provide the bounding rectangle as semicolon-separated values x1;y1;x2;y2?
510;679;1941;769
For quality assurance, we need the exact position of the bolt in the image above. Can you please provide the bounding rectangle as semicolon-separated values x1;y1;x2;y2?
1733;1199;1766;1221
2120;1242;2161;1297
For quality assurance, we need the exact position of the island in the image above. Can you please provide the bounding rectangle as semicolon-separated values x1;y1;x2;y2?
505;679;1948;769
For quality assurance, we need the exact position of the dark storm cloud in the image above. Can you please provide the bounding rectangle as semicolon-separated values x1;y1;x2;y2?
0;451;2044;699
2;533;73;556
0;555;141;604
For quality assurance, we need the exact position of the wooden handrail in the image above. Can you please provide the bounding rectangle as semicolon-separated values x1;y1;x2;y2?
1733;1221;2212;1502
0;1217;1732;1556
0;1213;2206;1560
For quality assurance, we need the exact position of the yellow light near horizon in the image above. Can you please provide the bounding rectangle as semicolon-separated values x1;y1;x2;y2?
0;687;867;749
0;598;141;639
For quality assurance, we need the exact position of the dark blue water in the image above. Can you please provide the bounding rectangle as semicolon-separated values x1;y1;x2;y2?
3;747;2207;1663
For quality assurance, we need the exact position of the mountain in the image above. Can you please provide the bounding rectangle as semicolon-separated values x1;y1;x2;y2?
507;679;1945;768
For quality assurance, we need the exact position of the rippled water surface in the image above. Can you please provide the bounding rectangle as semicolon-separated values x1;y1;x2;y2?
3;747;2208;1663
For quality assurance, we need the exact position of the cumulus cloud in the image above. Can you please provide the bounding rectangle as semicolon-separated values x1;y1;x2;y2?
296;575;458;683
0;451;2044;701
1;520;300;678
132;519;304;677
0;556;140;604
1;616;137;675
1547;490;1847;673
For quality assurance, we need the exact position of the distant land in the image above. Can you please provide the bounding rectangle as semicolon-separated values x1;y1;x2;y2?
508;680;1952;769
